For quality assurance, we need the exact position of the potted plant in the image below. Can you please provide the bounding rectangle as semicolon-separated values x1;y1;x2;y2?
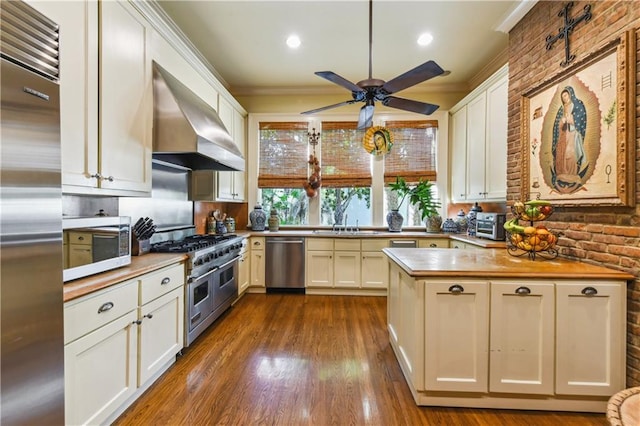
388;177;442;233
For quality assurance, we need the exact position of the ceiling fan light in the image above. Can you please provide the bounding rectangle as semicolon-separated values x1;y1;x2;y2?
286;35;301;49
417;33;433;47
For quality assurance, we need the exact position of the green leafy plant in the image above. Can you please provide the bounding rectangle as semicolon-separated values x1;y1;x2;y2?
389;177;441;221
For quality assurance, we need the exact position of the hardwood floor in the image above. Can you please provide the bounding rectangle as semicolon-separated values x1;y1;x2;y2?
114;294;608;425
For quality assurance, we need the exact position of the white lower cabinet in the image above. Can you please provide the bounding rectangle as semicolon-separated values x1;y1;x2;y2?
249;237;265;288
64;262;185;425
555;281;625;396
334;239;361;288
238;239;250;294
64;309;138;426
138;286;184;385
306;238;390;291
306;238;334;288
388;266;627;411
424;280;489;392
489;281;555;395
361;239;389;289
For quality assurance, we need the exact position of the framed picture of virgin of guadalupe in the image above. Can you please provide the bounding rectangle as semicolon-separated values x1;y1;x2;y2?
521;30;636;207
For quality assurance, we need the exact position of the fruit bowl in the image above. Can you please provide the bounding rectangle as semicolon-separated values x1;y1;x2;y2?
505;225;559;260
507;227;558;252
511;200;554;222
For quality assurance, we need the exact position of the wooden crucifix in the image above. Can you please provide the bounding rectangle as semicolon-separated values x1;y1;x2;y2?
545;2;592;67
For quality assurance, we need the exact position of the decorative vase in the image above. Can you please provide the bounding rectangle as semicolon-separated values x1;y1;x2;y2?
425;215;442;233
441;217;459;233
454;209;468;234
268;209;279;232
386;209;403;232
466;202;483;236
249;204;266;231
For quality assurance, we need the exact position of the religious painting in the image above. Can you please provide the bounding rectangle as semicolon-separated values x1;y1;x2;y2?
521;31;635;207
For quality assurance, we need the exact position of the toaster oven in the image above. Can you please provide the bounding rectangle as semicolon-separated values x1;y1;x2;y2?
475;212;506;241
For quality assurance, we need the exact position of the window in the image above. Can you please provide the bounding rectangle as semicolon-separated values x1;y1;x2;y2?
257;122;309;224
383;120;438;225
260;188;308;225
320;122;372;226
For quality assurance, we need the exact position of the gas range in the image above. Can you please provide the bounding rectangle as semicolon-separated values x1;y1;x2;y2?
151;234;244;279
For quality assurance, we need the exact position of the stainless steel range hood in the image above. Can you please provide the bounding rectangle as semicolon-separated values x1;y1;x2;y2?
152;62;245;171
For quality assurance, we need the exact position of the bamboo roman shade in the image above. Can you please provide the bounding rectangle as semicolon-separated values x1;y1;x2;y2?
384;120;438;184
258;122;309;188
321;121;372;187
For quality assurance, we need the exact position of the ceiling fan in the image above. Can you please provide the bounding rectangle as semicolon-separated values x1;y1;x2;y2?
301;0;446;130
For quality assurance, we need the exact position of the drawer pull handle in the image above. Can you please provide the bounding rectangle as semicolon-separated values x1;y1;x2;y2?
429;243;437;248
133;319;142;325
161;277;171;285
449;284;464;294
97;302;114;313
144;314;154;320
515;286;531;295
581;286;598;296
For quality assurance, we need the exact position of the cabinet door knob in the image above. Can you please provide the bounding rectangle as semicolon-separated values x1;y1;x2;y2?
103;175;114;182
97;301;114;313
448;284;464;294
581;286;598;296
133;319;142;325
144;314;154;320
90;173;102;180
430;243;437;248
515;286;531;295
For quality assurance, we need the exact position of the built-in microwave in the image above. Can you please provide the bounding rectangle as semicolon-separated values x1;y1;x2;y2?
63;216;131;282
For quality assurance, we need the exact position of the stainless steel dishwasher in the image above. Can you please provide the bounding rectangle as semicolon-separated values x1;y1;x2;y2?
265;237;305;293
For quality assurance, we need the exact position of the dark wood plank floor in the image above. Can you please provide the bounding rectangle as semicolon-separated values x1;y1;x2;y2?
114;294;609;425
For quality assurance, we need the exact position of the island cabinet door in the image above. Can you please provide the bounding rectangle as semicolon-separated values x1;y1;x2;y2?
424;280;489;392
555;281;625;396
489;281;555;395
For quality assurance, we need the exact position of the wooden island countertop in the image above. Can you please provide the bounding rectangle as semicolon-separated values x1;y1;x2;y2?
383;247;635;281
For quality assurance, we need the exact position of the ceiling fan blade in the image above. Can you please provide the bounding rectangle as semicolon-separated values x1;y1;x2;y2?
357;104;374;130
380;60;445;94
382;96;440;115
315;71;365;93
301;100;356;115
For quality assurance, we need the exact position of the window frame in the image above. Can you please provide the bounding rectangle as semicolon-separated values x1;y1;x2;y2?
247;111;449;228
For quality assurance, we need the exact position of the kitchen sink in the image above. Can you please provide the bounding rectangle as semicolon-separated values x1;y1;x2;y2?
312;230;380;236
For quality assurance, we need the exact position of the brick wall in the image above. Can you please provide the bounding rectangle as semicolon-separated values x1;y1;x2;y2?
508;1;640;386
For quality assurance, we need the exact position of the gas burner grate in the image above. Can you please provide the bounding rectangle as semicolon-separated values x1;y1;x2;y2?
150;234;238;253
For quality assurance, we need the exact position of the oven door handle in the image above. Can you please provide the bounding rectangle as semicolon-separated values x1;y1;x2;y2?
217;256;240;270
189;266;219;282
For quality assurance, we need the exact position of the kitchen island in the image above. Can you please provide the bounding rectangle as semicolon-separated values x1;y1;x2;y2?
383;248;634;413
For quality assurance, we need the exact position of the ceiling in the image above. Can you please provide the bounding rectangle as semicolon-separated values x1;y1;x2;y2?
156;1;534;97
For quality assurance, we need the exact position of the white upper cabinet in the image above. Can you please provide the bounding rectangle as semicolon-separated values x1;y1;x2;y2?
39;0;152;195
99;0;152;194
450;64;508;202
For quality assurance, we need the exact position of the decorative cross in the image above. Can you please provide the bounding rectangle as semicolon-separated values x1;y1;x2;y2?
545;2;592;67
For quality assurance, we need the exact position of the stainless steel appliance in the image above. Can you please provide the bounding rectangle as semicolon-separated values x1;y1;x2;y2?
151;234;244;346
152;62;245;172
1;1;64;423
265;237;305;292
63;216;132;281
389;240;418;248
475;212;507;241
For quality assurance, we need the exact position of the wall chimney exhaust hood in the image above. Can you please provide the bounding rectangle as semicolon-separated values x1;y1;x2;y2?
152;62;245;172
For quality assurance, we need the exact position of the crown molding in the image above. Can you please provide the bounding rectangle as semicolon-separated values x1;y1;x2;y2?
230;82;470;97
495;0;538;33
468;47;509;91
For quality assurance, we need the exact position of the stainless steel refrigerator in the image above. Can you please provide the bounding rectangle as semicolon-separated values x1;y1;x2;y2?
1;1;65;424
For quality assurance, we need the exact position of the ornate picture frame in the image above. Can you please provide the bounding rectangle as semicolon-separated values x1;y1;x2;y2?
521;30;636;206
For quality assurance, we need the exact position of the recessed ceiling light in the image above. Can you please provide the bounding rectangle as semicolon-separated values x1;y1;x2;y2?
286;35;301;49
417;33;433;47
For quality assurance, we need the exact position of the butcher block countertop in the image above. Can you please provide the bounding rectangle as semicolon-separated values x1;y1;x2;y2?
63;253;188;302
247;229;507;249
383;248;635;280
